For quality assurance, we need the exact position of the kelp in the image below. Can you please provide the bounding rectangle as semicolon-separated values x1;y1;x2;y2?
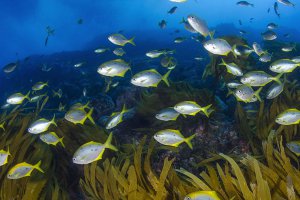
177;134;300;200
79;137;198;200
234;81;300;153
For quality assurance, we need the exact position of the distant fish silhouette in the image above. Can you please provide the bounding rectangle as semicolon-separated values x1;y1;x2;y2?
45;26;55;46
274;2;280;18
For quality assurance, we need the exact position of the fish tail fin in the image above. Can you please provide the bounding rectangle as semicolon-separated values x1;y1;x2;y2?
219;58;227;66
25;91;31;100
273;73;283;85
179;17;186;24
86;108;95;124
162;70;172;87
59;137;65;148
104;132;118;151
0;122;5;131
185;134;196;150
251;3;254;7
128;37;135;46
254;87;263;102
119;104;128;122
201;104;213;117
34;161;44;173
51;115;57;126
209;30;215;39
45;81;49;87
227;88;234;97
232;44;238;58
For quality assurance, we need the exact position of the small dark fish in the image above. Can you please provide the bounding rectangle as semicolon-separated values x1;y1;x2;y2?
159;20;167;29
274;2;280;18
77;18;83;24
3;63;17;73
239;20;242;25
267;8;270;13
174;29;180;33
284;33;291;38
249;18;254;23
45;26;55;46
239;29;247;35
236;1;254;7
168;6;177;14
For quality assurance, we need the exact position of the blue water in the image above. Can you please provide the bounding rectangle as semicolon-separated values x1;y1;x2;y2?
1;0;300;66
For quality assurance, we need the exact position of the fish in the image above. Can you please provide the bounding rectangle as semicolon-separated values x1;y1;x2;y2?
236;1;254;7
229;85;262;103
277;0;295;7
180;18;197;33
39;132;65;147
227;81;243;89
32;81;48;91
41;64;52;72
240;71;282;86
7;161;44;179
287;141;300;156
72;132;118;164
0;147;10;166
261;30;277;40
28;115;57;134
108;34;135;46
184;191;221;200
219;59;243;76
174;101;213;117
267;8;271;13
97;59;130;77
266;82;284;99
159;20;167;29
281;44;296;52
233;45;254;57
30;93;47;102
77;18;83;24
131;69;172;88
259;52;272;63
58;102;65;111
275;109;300;125
106;105;128;129
269;59;300;73
7;91;30;105
113;48;126;56
94;48;109;54
174;37;187;43
169;0;187;2
146;50;174;58
239;30;246;35
83;88;87;97
291;56;300;63
1;103;11;110
191;34;205;43
0;122;5;131
187;15;213;38
239;20;242;25
52;89;62;98
3;62;17;73
252;42;266;56
70;102;91;111
274;2;280;18
74;62;85;68
267;23;278;30
204;39;236;57
155;107;180;121
168;6;177;14
154;129;196;149
64;108;95;125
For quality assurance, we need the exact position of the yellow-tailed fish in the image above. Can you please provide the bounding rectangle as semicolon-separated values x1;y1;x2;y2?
131;69;172;88
252;42;266;56
52;89;63;98
32;81;48;91
72;132;118;164
106;105;128;129
269;59;300;73
113;48;126;56
240;71;282;86
97;59;130;77
7;91;30;105
204;39;236;57
30;93;47;102
154;129;195;149
0;147;11;166
219;59;243;76
184;191;221;200
266;82;284;99
174;101;213;117
39;132;65;147
108;33;135;46
58;102;66;111
70;102;91;111
187;15;213;38
228;85;262;103
7;160;44;179
65;108;95;125
155;107;180;121
287;141;300;156
275;108;300;125
28;115;57;134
